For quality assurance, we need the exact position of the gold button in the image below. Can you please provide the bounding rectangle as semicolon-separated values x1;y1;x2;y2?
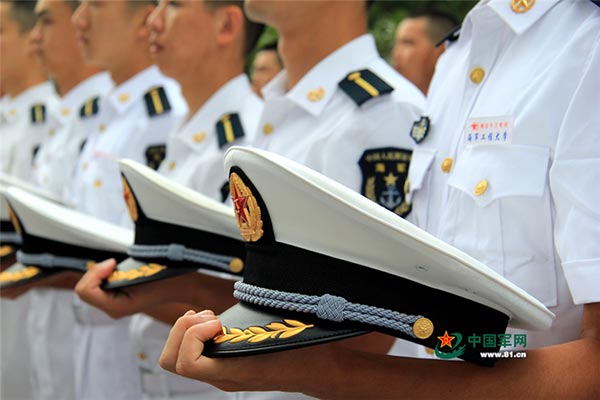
229;258;244;274
511;0;535;13
167;161;176;171
99;123;106;132
413;317;434;339
441;157;453;173
49;128;55;136
61;108;70;116
82;162;88;171
306;87;325;102
137;352;146;360
263;123;274;135
193;132;206;144
474;179;488;196
94;179;102;188
8;109;16;117
118;93;129;102
470;67;485;84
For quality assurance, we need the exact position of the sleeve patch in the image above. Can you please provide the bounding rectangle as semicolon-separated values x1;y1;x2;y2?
338;69;394;106
359;147;412;218
145;144;166;170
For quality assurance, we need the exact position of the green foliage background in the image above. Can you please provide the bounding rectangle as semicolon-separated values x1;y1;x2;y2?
252;1;476;66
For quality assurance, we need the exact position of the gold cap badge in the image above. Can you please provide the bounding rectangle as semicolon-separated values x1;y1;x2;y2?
121;177;139;222
230;172;263;242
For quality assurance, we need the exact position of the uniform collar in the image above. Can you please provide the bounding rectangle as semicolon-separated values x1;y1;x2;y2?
54;72;114;125
262;34;380;117
7;81;56;110
3;81;57;124
107;65;165;114
465;0;560;36
180;74;255;137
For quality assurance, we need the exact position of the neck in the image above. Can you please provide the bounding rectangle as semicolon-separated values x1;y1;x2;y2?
5;70;47;98
179;57;244;116
277;9;367;90
54;65;104;96
109;50;154;86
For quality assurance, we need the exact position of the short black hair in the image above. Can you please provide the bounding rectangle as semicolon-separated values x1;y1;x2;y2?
2;0;37;33
205;0;265;58
407;9;458;44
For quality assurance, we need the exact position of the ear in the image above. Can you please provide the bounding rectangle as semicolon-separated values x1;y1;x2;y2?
135;5;156;41
214;5;244;49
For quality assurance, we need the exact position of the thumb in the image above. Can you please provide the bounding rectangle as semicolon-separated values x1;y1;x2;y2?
75;258;117;295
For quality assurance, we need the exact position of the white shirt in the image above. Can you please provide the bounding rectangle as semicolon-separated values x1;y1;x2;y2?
70;65;187;227
160;74;261;201
69;65;187;400
132;74;263;400
25;72;114;400
0;81;59;180
31;72;114;198
254;34;424;201
407;0;600;354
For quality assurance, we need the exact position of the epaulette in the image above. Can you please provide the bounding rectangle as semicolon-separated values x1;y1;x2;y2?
79;96;100;118
216;113;245;148
338;69;393;106
30;103;46;124
145;144;166;170
435;25;461;48
144;86;172;118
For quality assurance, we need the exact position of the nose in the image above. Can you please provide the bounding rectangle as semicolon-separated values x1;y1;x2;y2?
72;1;88;30
29;23;42;44
147;1;165;34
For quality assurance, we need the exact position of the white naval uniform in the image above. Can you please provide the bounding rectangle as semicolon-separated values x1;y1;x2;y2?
69;65;187;400
400;0;600;358
25;71;114;400
250;33;425;390
254;34;424;194
0;81;58;400
131;74;312;400
0;81;59;180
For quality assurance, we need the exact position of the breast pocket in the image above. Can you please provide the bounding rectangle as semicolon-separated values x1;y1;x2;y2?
447;145;557;306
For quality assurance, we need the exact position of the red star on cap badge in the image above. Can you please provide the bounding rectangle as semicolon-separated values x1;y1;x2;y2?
232;184;249;224
437;331;455;348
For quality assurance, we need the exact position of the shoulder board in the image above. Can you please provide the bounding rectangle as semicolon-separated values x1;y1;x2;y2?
216;113;245;148
144;86;172;118
338;69;393;106
145;144;166;170
593;0;600;7
79;97;100;118
30;104;46;124
435;25;461;48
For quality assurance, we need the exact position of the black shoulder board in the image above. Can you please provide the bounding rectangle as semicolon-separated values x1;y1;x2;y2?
338;69;393;106
435;24;461;48
359;147;412;218
592;0;600;7
145;144;166;170
30;104;46;124
220;180;230;203
216;113;245;148
144;86;172;117
79;97;100;118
